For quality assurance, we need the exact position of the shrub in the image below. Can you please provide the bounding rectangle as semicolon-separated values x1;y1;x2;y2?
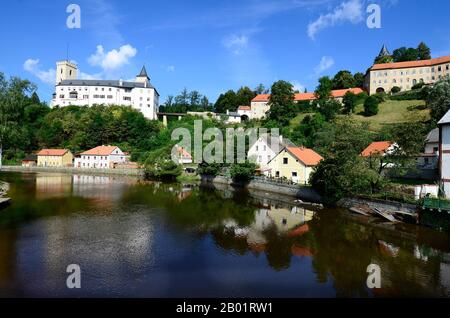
197;162;222;176
412;82;425;90
373;92;388;103
391;86;401;94
364;96;379;116
230;162;257;183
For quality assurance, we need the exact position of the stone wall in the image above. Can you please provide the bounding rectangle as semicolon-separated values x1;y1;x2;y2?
201;175;323;203
1;165;144;177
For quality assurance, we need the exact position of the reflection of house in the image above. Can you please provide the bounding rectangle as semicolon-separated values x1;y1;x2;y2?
37;149;74;167
35;174;73;198
75;146;126;169
267;147;323;184
248;135;295;170
268;206;314;232
22;154;37;167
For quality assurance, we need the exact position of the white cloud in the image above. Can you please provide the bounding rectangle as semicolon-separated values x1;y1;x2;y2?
314;56;335;74
79;72;102;80
166;65;175;72
291;81;305;93
222;35;249;55
88;44;137;71
23;59;56;85
307;0;364;39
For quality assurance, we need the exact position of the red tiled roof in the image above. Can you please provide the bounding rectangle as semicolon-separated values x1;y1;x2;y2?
176;146;192;159
361;141;392;157
370;55;450;71
81;146;118;156
251;88;364;103
238;105;251;111
37;149;70;157
286;147;323;166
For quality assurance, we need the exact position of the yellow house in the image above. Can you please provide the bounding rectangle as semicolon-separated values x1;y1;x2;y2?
37;149;74;167
267;147;323;184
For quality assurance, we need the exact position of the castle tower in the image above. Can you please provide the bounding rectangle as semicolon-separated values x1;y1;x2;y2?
56;60;77;85
377;44;391;59
135;65;150;84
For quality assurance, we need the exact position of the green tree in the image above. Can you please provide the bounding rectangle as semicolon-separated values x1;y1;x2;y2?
229;161;257;183
342;92;358;114
427;78;450;123
255;83;267;94
236;86;256;107
315;76;333;100
353;72;365;88
214;90;238;113
417;42;431;60
267;80;296;127
391;86;401;94
332;70;356;89
392;47;419;62
144;146;182;180
318;99;342;121
363;96;379;116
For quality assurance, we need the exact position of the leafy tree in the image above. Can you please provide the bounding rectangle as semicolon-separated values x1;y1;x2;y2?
342;92;358;114
236;86;256;107
427;78;450;123
318;99;342;121
214;90;238;113
353;72;365;88
332;70;356;89
144;146;182;180
290;113;325;147
393;47;419;62
229;161;257;183
374;55;393;64
255;83;267;94
315;76;333;100
267;80;296;127
197;162;222;176
417;42;431;60
364;96;379;116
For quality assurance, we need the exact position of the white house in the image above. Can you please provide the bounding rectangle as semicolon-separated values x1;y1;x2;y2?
75;146;127;169
248;135;295;171
51;61;159;120
438;111;450;198
172;145;193;164
417;128;439;170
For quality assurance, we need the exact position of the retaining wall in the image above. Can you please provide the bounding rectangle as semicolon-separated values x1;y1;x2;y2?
0;165;144;177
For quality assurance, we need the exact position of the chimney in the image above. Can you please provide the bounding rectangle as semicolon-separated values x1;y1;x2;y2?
279;135;283;144
226;110;229;115
119;79;123;86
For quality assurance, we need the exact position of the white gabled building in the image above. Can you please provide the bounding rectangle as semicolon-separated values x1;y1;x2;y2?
75;146;127;169
438;111;450;198
51;61;159;120
248;135;295;170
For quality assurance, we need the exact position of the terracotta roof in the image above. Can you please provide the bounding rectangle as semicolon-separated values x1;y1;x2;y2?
286;147;323;166
252;94;271;102
251;88;364;103
330;87;364;98
361;141;392;157
238;105;251;111
176;146;192;159
37;149;70;157
371;55;450;71
80;146;118;156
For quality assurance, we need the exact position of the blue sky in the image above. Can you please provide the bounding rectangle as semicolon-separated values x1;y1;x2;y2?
1;0;450;104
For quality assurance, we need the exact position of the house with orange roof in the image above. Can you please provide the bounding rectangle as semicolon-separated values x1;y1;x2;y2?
248;88;364;120
37;149;74;167
266;146;323;184
361;141;396;157
364;45;450;95
172;144;193;164
74;145;127;169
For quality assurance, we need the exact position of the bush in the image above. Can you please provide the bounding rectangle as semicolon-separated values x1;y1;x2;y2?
197;162;222;176
229;162;257;183
364;96;379;116
390;87;428;101
373;92;388;103
412;82;425;90
391;86;401;94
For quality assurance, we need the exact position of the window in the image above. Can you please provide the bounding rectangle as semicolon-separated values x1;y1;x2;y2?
258;156;262;162
292;172;297;177
434;147;439;152
438;66;442;72
267;155;271;162
107;95;113;99
447;65;449;71
59;94;65;98
83;95;89;99
263;145;266;151
275;171;280;178
283;158;288;164
256;146;258;151
123;97;131;101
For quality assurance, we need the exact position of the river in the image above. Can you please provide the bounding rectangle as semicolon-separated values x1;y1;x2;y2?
0;171;449;297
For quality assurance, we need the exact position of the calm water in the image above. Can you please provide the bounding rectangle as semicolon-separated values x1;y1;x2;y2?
0;171;449;298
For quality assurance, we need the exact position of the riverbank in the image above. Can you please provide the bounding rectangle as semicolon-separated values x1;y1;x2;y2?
1;165;145;177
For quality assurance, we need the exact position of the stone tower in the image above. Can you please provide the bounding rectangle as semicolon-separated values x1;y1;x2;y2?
56;60;77;85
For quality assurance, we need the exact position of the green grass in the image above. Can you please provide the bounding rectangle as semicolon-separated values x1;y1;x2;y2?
349;99;429;131
290;100;429;132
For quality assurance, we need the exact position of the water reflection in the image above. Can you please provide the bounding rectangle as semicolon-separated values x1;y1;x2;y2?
0;171;449;297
